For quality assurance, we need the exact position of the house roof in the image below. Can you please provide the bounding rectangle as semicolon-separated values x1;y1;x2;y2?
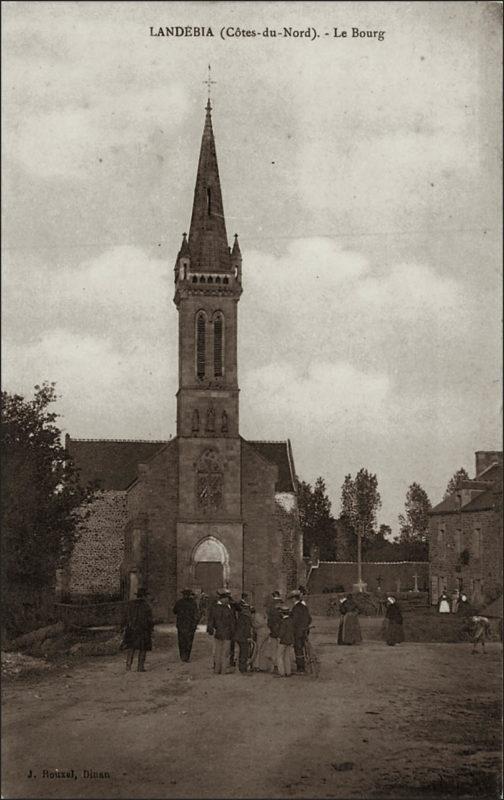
246;440;296;493
66;437;168;491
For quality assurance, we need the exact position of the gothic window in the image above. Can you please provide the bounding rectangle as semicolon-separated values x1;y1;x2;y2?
207;187;212;216
196;312;206;380
196;449;223;511
206;406;215;433
192;409;200;434
221;410;228;433
213;313;224;377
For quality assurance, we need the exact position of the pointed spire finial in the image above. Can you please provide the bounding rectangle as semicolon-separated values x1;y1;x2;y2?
203;64;216;109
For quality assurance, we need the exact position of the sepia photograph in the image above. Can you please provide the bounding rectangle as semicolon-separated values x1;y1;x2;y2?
1;2;502;798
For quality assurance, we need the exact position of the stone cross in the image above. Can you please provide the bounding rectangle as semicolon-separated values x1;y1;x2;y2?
203;64;217;100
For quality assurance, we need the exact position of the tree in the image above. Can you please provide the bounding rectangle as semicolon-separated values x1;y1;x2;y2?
340;469;382;544
339;469;382;587
297;477;337;560
1;383;92;636
444;467;470;498
397;482;431;560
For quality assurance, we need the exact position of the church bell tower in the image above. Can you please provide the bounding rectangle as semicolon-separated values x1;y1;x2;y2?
173;95;244;595
174;98;242;440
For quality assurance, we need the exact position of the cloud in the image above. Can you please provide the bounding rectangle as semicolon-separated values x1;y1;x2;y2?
241;360;390;435
7;85;190;180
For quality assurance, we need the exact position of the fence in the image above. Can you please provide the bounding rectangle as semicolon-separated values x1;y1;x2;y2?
54;601;128;628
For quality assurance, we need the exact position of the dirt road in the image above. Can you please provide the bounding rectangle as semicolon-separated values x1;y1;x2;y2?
2;618;501;799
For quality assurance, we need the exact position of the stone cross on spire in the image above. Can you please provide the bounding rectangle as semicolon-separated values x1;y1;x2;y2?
203;64;216;108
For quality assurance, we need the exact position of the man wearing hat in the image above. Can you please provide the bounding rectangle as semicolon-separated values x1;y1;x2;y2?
123;587;154;672
206;589;236;674
234;598;254;673
289;589;312;673
266;593;284;672
173;588;200;663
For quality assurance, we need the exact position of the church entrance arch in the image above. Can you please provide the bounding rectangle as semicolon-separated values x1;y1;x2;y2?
191;536;230;596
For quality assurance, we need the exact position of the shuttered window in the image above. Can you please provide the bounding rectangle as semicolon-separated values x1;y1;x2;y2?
196;313;206;379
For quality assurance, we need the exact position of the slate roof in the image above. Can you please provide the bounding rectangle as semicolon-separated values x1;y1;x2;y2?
430;487;499;515
66;436;297;494
247;440;296;493
66;437;168;491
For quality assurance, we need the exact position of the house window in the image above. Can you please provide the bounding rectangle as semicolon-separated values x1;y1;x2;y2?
438;526;445;557
473;527;481;559
196;312;206;379
213;313;224;377
455;529;462;554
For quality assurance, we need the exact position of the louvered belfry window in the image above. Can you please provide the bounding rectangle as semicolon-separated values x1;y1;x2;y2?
214;314;223;377
196;313;206;379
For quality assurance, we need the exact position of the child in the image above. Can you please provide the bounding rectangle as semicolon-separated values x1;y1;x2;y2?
276;605;294;677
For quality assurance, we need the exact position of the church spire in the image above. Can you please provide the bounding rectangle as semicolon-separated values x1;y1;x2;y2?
188;96;231;273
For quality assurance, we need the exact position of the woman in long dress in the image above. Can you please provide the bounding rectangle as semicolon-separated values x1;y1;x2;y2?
384;596;404;646
338;595;363;645
438;590;451;613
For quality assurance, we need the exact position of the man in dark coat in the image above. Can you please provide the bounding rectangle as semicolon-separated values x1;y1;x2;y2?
289;590;312;673
207;589;236;674
234;599;253;673
123;588;154;672
173;588;200;662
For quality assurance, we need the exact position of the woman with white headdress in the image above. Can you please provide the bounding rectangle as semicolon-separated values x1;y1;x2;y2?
384;596;404;646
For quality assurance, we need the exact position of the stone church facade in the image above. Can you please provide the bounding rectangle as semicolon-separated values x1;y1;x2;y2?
65;100;304;618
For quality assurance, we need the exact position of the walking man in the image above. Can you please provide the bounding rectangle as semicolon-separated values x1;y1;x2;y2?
207;589;236;674
123;587;154;672
173;588;200;662
290;589;312;674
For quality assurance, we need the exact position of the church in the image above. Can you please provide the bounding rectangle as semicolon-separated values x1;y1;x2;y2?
65;98;304;619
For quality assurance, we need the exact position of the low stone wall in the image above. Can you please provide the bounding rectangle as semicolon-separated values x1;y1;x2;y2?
54;601;128;628
308;561;430;594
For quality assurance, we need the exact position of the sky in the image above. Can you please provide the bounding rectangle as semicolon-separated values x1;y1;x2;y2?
2;1;502;533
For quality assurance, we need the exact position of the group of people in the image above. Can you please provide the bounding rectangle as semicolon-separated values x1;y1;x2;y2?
121;584;493;673
203;586;312;677
438;588;492;653
336;593;405;647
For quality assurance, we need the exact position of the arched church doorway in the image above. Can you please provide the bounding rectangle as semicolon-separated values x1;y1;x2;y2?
191;536;229;596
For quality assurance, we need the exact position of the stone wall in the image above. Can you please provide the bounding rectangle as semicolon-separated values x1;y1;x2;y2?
275;494;303;593
124;442;179;619
242;440;283;607
68;491;127;597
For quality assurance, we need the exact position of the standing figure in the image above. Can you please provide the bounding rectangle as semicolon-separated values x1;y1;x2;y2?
290;589;312;673
438;589;451;613
266;595;283;673
123;588;154;672
234;599;253;673
456;593;476;617
276;605;294;677
198;591;209;624
337;596;348;644
251;605;270;671
173;588;199;663
470;615;491;654
451;589;460;614
339;594;362;645
384;595;404;646
206;589;236;674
